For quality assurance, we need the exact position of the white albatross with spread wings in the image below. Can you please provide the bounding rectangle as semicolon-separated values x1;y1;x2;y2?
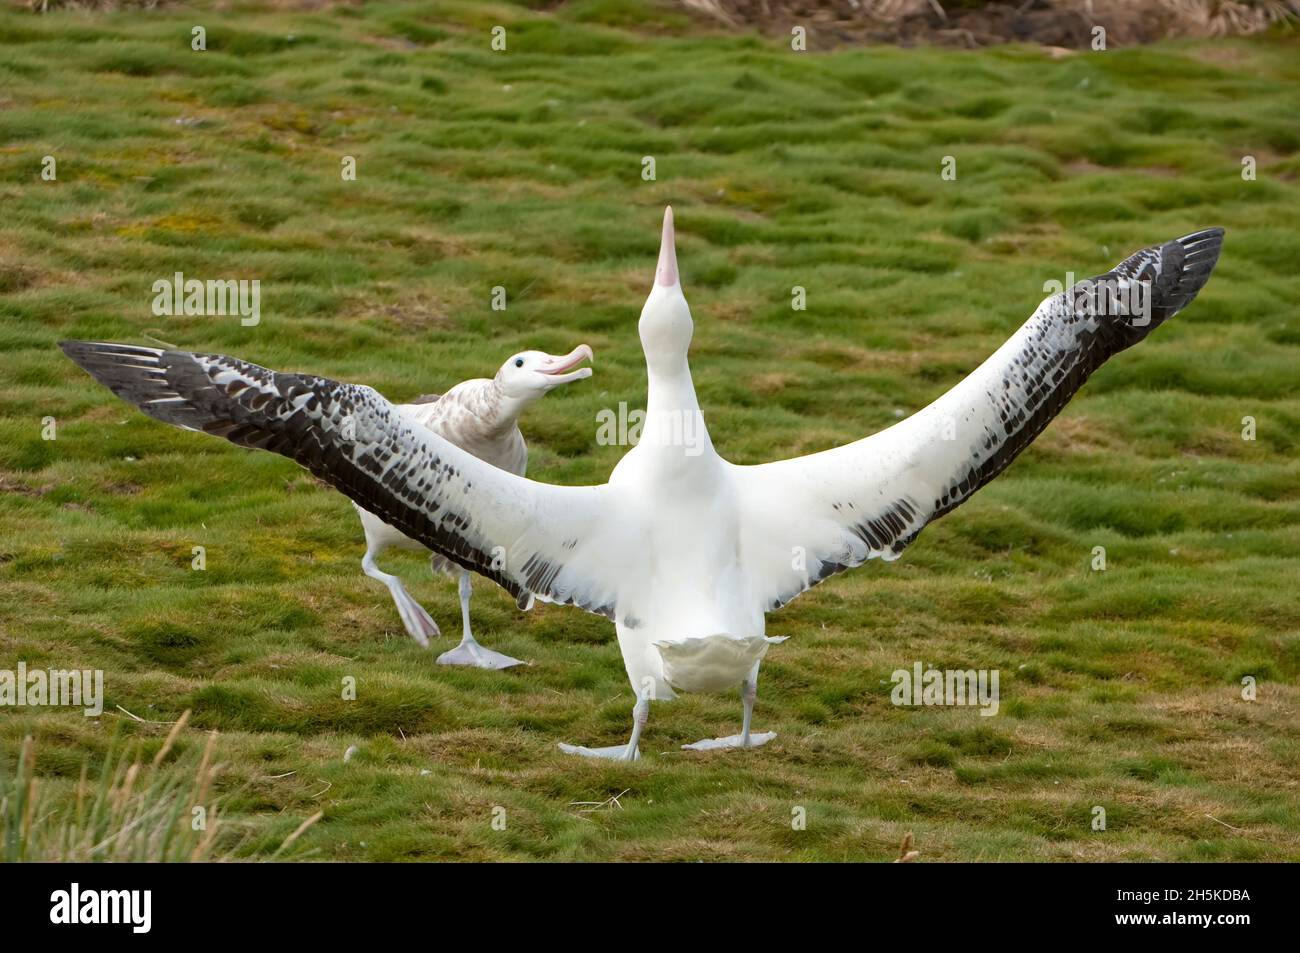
60;207;1223;761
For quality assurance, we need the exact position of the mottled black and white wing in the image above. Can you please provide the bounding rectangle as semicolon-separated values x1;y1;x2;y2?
732;228;1223;611
59;342;619;619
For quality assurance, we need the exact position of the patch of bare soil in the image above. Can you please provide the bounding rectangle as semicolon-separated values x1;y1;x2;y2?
680;0;1300;48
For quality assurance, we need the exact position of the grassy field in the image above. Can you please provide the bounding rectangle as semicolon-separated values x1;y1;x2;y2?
1;1;1298;861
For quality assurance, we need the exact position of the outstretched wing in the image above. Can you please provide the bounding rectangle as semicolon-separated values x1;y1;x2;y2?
732;228;1224;611
59;343;620;619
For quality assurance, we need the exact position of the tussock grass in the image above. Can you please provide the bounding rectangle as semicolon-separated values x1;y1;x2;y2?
0;1;1297;860
1;711;321;861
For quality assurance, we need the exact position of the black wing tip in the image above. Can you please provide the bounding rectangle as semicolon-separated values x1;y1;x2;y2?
1108;227;1224;336
59;339;103;362
59;340;165;385
60;339;166;363
1175;226;1225;273
1166;226;1224;314
57;340;203;426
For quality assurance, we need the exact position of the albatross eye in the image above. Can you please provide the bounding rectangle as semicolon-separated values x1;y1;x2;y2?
514;358;525;368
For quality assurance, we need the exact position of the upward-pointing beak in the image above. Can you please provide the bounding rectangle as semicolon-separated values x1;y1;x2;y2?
538;344;594;385
655;205;678;288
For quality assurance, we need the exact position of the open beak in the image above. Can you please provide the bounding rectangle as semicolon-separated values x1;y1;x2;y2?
537;344;594;386
655;205;678;288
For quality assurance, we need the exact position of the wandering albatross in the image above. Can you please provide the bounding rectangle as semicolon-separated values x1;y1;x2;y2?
60;208;1223;761
355;345;593;668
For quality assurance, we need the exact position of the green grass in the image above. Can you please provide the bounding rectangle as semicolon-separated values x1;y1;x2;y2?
1;0;1298;861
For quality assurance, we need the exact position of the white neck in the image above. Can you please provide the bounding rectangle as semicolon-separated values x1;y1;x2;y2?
464;379;532;439
642;358;714;459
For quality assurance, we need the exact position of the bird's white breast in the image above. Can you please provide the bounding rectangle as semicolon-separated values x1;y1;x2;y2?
606;445;766;697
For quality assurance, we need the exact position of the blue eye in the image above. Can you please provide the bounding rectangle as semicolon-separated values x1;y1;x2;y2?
515;358;524;367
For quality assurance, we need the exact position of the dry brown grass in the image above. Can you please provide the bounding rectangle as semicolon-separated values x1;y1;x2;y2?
680;0;1300;45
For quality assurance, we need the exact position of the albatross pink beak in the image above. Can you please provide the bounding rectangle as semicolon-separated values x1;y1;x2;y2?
655;206;678;288
538;344;594;382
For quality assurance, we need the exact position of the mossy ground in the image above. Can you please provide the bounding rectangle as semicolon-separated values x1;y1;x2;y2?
0;1;1297;860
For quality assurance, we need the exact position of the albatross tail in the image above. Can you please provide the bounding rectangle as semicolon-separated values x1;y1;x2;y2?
652;634;778;695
